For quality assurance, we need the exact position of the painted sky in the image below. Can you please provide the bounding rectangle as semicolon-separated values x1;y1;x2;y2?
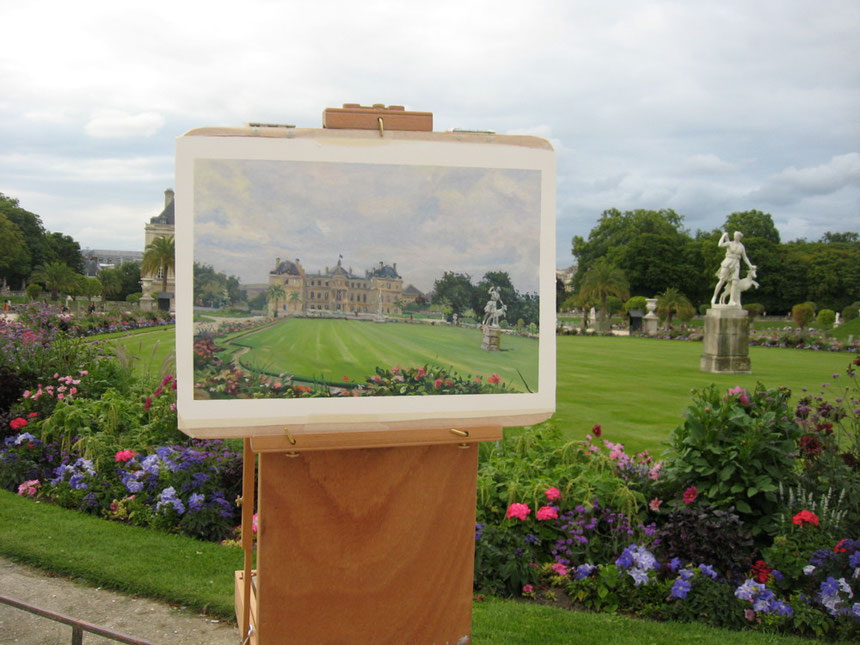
1;1;858;267
194;159;541;293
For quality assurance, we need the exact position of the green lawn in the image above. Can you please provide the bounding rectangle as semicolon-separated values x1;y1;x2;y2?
554;335;851;454
2;490;852;645
99;327;176;381
225;318;539;392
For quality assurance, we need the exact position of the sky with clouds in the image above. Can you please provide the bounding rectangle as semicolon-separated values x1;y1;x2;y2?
1;0;858;270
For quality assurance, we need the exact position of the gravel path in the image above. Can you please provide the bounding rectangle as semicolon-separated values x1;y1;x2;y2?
0;556;238;645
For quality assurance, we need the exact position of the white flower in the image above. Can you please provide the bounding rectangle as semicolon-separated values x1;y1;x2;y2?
803;565;816;575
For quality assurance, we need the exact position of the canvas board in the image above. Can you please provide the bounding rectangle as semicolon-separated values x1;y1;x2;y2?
175;127;555;438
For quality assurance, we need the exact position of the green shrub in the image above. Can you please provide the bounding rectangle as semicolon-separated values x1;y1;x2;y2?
841;302;859;321
623;296;647;313
663;385;802;538
792;303;815;330
816;308;836;330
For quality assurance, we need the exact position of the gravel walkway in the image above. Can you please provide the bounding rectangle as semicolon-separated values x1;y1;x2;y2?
0;556;238;645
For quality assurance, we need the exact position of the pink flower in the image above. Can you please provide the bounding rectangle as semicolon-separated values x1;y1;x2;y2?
434;378;443;388
252;513;258;533
536;505;558;521
416;367;426;379
17;480;40;497
522;584;534;595
592;424;602;437
115;449;139;462
144;397;152;410
80;370;89;376
682;486;698;505
545;487;561;501
488;373;501;384
506;503;531;521
649;498;663;512
22;390;31;398
9;417;28;430
727;386;751;406
27;412;38;418
551;563;569;576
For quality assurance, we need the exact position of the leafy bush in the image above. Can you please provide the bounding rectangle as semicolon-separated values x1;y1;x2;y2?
817;308;836;330
792;303;815;330
663;384;802;538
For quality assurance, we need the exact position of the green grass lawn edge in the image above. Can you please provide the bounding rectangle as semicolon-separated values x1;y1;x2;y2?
1;490;854;644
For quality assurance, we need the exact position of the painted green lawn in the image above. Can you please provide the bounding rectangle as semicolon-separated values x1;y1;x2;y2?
554;335;852;454
226;318;539;392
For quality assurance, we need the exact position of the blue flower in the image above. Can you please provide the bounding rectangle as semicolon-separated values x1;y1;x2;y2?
628;567;650;586
188;493;205;512
667;557;682;573
679;568;694;581
574;564;595;580
698;564;717;580
670;578;691;599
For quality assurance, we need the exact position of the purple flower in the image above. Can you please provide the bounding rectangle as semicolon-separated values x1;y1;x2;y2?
667;557;682;573
628;567;650;586
574;564;595;580
188;493;205;512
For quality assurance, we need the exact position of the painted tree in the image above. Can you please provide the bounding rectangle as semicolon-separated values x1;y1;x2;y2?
267;284;286;316
142;235;175;295
578;259;629;328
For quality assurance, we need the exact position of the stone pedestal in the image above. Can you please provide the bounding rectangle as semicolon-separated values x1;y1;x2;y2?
700;306;751;373
481;326;500;351
643;298;659;335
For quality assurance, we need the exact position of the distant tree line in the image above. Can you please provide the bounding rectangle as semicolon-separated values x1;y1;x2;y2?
194;263;243;308
568;208;860;316
431;270;539;327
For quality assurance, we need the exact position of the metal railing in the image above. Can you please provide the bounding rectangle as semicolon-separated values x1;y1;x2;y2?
0;594;157;645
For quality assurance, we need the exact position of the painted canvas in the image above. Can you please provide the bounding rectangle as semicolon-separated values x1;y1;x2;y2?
175;129;555;436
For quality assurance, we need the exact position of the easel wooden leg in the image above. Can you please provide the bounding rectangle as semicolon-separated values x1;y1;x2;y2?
255;442;479;644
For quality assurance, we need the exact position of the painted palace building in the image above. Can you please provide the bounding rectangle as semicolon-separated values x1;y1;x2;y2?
267;256;422;317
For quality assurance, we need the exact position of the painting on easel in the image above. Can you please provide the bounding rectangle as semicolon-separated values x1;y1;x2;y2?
175;128;555;436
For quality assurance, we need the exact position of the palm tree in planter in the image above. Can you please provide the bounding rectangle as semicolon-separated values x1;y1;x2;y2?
30;261;79;301
657;287;694;328
267;284;286;317
142;235;176;307
578;259;629;332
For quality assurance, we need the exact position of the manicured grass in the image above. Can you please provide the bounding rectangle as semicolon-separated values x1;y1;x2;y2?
0;490;242;617
101;327;176;381
831;316;860;340
2;491;852;644
554;335;852;454
227;318;539;392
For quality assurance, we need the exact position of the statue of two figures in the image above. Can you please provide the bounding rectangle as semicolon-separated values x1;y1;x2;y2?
482;285;506;328
711;231;759;308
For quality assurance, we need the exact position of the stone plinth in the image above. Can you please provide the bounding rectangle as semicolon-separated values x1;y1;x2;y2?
700;306;751;373
481;326;500;351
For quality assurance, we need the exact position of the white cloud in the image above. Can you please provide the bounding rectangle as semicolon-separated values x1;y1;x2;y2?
85;110;165;138
682;154;737;175
750;153;860;205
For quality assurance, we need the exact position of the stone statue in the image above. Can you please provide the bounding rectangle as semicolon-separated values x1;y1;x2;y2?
482;285;505;327
711;231;756;307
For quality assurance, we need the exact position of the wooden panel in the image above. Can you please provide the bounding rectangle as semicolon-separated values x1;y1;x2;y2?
323;104;433;131
250;425;502;453
256;444;478;644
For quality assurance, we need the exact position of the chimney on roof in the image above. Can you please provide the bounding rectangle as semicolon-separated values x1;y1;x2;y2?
275;257;280;271
393;263;397;274
164;189;174;208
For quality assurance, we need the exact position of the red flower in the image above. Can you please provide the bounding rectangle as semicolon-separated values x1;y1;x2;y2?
682;486;698;505
488;373;501;384
433;378;443;389
27;412;38;418
799;435;823;456
750;559;771;583
115;449;139;463
834;539;849;553
545;487;561;501
9;417;28;431
592;424;602;438
792;510;820;527
143;397;152;411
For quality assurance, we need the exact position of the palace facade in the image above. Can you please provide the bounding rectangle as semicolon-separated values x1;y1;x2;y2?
267;256;417;317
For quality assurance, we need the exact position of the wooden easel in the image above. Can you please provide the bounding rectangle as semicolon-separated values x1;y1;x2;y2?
234;105;503;645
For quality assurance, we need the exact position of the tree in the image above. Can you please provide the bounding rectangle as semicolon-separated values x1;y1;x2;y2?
817;309;836;330
30;261;79;301
0;193;50;288
98;269;122;300
46;232;84;274
578;259;629;329
82;277;103;303
722;210;781;244
142;235;175;295
820;232;859;243
0;212;31;287
656;287;694;327
556;277;567;312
